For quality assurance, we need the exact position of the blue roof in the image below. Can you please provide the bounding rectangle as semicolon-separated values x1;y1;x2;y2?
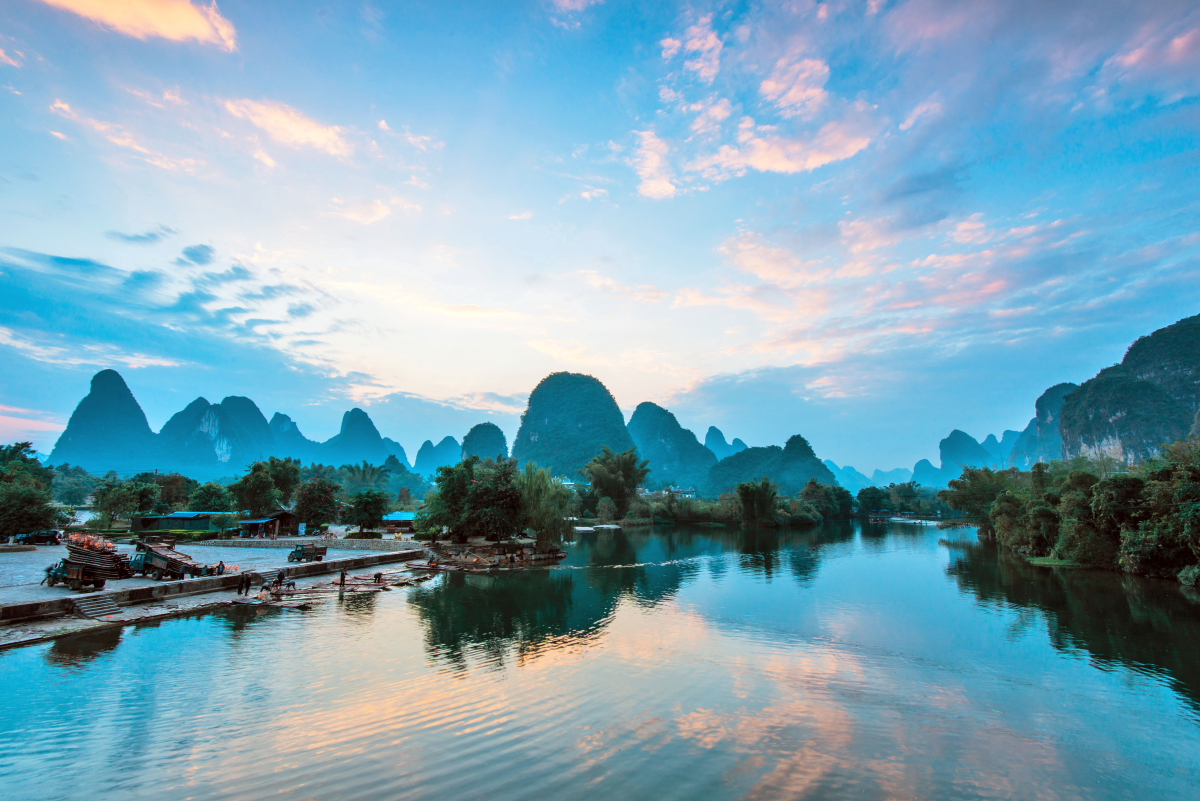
166;511;223;518
383;512;416;521
240;518;275;525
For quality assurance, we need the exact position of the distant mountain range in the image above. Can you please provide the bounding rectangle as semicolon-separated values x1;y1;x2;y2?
876;312;1200;488
49;370;460;480
46;312;1196;492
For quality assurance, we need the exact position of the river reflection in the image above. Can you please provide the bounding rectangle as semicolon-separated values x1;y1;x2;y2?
946;539;1200;711
1;522;1198;801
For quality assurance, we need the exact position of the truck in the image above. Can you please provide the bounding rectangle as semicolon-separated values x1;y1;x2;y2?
129;537;214;581
43;559;109;591
287;543;327;563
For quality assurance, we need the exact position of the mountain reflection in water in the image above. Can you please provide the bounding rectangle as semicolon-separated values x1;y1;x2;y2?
0;522;1197;801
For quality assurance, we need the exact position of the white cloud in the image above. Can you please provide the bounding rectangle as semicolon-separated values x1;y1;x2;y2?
224;98;352;157
34;0;237;51
682;15;723;83
632;130;677;199
50;99;202;171
690;96;733;134
252;148;277;168
330;199;393;225
661;37;682;59
378;119;392;131
507;211;533;220
0;48;21;68
899;97;942;130
760;56;830;119
0;325;185;368
581;271;668;303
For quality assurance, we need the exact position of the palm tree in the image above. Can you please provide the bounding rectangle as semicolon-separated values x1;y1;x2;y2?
342;461;391;492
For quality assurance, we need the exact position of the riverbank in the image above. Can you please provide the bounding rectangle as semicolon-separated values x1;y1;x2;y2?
0;548;424;649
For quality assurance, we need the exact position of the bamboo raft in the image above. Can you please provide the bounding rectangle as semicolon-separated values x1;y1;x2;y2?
232;598;311;610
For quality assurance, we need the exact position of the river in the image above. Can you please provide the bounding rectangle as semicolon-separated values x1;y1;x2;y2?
1;522;1198;800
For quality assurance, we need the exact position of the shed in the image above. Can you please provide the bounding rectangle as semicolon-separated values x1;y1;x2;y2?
130;511;227;534
382;511;416;534
238;510;303;538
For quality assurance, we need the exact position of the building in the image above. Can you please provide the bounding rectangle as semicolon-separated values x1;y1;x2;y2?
130;511;227;534
382;511;416;534
237;510;302;538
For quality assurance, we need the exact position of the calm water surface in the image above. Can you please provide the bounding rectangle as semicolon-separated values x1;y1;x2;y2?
2;523;1199;800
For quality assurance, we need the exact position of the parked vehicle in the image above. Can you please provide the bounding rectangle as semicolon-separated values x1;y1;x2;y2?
288;544;327;563
130;537;213;580
43;559;107;591
14;529;62;545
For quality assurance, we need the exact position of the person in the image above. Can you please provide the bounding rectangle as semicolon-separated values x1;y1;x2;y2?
339;569;346;587
216;561;225;576
237;572;249;596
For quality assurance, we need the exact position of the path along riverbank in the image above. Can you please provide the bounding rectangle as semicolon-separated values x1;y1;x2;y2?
0;548;424;650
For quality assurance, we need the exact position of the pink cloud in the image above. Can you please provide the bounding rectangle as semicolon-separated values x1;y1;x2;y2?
681;15;723;83
692;117;871;178
632;130;676;199
35;0;237;51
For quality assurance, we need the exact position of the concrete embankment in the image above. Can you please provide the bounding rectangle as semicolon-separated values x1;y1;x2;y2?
191;538;421;552
0;548;424;626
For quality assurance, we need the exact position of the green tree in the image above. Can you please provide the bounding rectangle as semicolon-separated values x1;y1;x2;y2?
91;479;159;528
856;486;889;515
0;483;57;539
342;460;390;492
188;482;233;512
581;446;651;517
800;479;834;518
596;497;617;522
516;462;575;539
462;459;526;541
1;442;53;489
229;463;282;519
420;457;479;542
294;478;342;527
737;478;779;527
267;457;303;505
345;489;389;532
132;472;199;510
938;468;1020;536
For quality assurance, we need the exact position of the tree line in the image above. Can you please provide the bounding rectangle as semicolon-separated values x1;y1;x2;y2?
938;438;1200;586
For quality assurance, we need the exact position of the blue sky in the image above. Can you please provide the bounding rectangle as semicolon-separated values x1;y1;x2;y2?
1;0;1199;474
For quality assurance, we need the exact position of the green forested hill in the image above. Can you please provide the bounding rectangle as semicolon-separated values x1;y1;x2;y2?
627;402;715;490
511;372;635;477
1060;365;1192;462
703;435;835;496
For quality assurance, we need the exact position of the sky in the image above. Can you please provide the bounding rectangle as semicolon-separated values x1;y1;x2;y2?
1;0;1199;475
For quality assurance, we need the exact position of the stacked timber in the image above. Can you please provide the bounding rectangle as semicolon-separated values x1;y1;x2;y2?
65;533;131;580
